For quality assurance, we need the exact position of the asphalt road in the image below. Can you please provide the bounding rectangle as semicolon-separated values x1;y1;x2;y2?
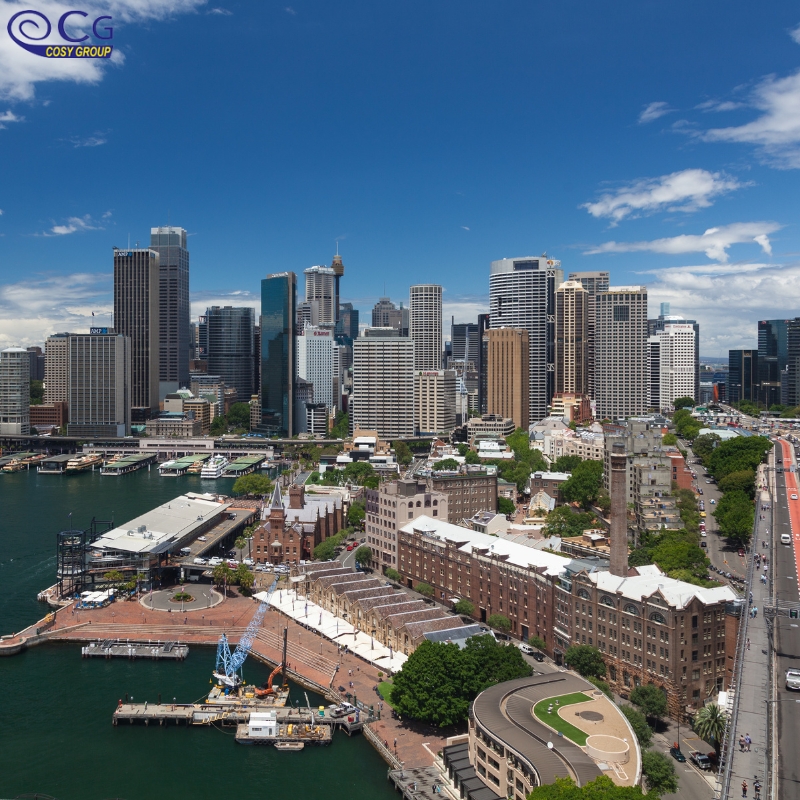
772;440;800;800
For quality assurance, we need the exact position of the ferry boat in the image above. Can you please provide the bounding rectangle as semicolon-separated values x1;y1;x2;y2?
65;454;103;473
200;456;228;479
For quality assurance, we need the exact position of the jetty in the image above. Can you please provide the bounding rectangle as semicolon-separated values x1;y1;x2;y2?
1;452;46;472
101;453;158;475
38;454;75;474
81;639;189;660
223;455;266;477
159;454;210;476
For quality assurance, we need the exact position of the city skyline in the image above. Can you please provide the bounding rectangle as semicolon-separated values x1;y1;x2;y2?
1;2;800;353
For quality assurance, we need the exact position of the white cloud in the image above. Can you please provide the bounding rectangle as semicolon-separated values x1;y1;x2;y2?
581;169;745;226
66;131;107;147
190;290;260;322
696;99;745;113
585;221;781;262
0;109;23;128
0;1;205;102
460;225;470;231
791;23;800;45
207;7;232;14
285;6;297;14
646;260;800;353
638;101;674;124
38;213;108;236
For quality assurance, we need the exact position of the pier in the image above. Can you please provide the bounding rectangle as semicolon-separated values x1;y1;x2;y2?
81;639;189;660
101;453;158;475
159;454;210;476
223;455;266;477
38;454;75;474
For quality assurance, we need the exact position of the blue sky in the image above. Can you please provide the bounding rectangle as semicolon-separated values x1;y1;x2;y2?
1;0;800;355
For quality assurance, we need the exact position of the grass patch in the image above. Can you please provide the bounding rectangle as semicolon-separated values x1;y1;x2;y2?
378;681;395;707
532;692;592;746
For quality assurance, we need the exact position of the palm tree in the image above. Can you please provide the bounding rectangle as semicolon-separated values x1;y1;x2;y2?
693;703;727;756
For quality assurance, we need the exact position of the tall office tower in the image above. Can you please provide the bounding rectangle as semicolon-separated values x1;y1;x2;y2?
0;347;30;434
336;302;359;344
409;284;443;371
253;323;261;399
331;252;345;324
648;336;661;411
489;257;562;423
113;247;160;417
758;319;790;407
728;349;759;404
568;271;609;398
787;319;800;408
371;297;408;335
451;320;480;367
296;299;320;330
304;265;336;326
477;312;490;414
555;280;589;396
203;306;255;401
26;346;44;381
655;324;696;410
595;286;648;421
351;336;415;438
648;309;700;402
486;328;530;431
297;324;335;410
260;272;297;437
414;370;456;434
44;332;70;403
150;226;190;397
66;333;131;437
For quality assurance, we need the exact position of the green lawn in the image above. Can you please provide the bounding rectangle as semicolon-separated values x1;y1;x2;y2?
378;681;395;707
532;692;592;746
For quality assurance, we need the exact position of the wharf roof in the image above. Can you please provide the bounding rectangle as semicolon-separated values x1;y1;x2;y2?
355;594;411;614
423;623;486;647
314;572;376;591
402;615;463;640
382;607;447;627
92;493;229;555
339;586;399;604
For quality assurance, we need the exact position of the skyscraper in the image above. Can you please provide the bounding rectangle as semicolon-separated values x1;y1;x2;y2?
44;332;70;404
114;247;160;417
304;265;336;326
260;272;297;437
331;252;345;324
409;285;442;371
568;271;609;398
372;297;408;336
27;346;44;381
203;306;255;401
486;328;530;431
450;320;480;367
787;319;800;408
595;286;648;420
728;349;758;404
653;324;696;410
555;280;588;397
336;302;359;344
758;319;790;407
0;347;30;435
648;309;700;402
297;324;335;410
489;257;562;423
150;226;190;396
477;312;490;414
414;370;457;434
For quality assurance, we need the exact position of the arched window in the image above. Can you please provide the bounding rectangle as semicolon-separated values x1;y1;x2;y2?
416;501;421;507
577;589;591;600
601;595;615;607
433;500;438;506
649;612;666;624
624;604;639;615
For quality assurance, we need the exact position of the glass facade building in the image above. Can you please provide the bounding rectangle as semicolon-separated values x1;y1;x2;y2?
202;306;255;402
728;349;758;404
259;273;297;436
758;319;789;407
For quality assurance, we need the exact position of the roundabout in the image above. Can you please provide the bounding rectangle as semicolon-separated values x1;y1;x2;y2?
140;586;224;612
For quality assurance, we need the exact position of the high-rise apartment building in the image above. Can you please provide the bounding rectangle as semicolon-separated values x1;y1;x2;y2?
113;247;160;417
648;336;661;411
728;349;758;404
0;347;30;434
649;310;700;402
555;280;588;396
44;332;70;404
260;272;297;437
351;335;415;438
414;370;456;434
66;333;131;437
202;306;255;402
486;328;530;431
304;265;336;326
409;284;442;371
371;297;408;335
568;271;609;398
477;313;490;414
595;286;648;420
297;324;335;410
489;257;562;423
652;324;696;411
758;319;790;407
150;226;190;397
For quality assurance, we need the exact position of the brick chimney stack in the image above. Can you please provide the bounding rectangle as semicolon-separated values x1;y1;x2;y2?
609;441;629;577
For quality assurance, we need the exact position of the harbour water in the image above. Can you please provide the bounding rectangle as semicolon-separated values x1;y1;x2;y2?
0;468;396;800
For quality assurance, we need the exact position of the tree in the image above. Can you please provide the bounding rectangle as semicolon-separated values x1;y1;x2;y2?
718;468;756;498
586;676;612;697
227;402;251;429
392;440;413;466
385;568;402;582
553;454;583;473
662;432;678;446
103;569;124;584
693;702;727;756
542;506;598;538
464;450;480;465
528;635;546;651
30;379;44;405
673;397;695;410
498;496;516;516
454;598;475;617
415;582;435;597
619;704;653;748
630;684;667;723
210;414;227;435
560;460;604;509
433;458;460;471
693;433;721;462
347;499;366;527
642;750;679;796
235;535;247;551
342;461;375;485
232;473;273;497
235;563;255;595
212;562;233;588
354;545;372;567
528;775;648;800
487;613;511;633
564;644;606;678
331;412;349;439
456;443;469;457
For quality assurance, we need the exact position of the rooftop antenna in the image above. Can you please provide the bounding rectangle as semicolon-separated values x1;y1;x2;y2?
127;233;130;250
335;239;339;256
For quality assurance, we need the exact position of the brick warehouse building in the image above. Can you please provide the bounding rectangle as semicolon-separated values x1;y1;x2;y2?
428;469;498;523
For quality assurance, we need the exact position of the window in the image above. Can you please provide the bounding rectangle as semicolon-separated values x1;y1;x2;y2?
614;305;630;322
649;612;666;624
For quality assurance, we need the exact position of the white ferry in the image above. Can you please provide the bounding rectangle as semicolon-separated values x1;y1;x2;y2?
200;456;229;479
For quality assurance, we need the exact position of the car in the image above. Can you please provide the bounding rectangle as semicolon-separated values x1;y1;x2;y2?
346;543;356;551
738;548;745;556
193;557;208;565
792;494;798;500
518;643;535;655
255;564;267;572
781;533;792;545
710;499;715;504
670;747;686;763
690;751;712;770
706;479;712;484
197;536;207;542
700;541;707;548
243;558;255;566
700;511;707;518
531;651;545;662
698;488;704;494
227;550;237;558
226;560;239;569
701;531;707;537
786;669;800;690
208;557;223;566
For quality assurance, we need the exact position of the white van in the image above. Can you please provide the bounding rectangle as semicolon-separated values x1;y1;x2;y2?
518;643;535;656
781;533;792;545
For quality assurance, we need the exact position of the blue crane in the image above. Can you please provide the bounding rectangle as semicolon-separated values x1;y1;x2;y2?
213;576;278;688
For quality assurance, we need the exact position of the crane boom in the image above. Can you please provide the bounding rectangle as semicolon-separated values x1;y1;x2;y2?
214;575;278;687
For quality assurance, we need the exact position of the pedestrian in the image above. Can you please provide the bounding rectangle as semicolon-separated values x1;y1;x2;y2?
742;780;748;797
739;735;746;752
745;733;752;751
746;638;750;650
753;607;758;618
